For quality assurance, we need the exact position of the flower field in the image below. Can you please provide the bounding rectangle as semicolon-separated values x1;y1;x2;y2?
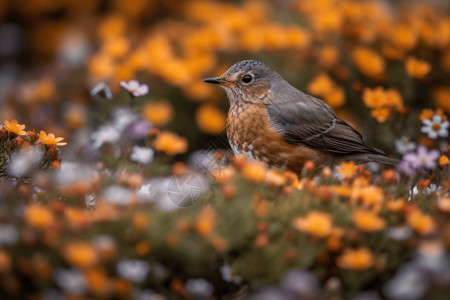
0;0;449;299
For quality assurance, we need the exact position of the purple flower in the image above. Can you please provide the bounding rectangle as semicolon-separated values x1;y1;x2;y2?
127;118;151;140
120;80;149;97
398;145;440;175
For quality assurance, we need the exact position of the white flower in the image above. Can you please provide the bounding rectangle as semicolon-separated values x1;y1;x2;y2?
185;279;214;298
131;146;154;164
117;259;150;283
136;183;155;203
85;194;96;208
120;80;149;97
220;262;242;284
91;124;121;148
53;268;87;295
101;185;133;205
0;224;18;246
90;82;113;100
93;235;115;252
421;115;449;139
113;108;137;131
8;146;43;177
56;162;98;186
395;136;417;155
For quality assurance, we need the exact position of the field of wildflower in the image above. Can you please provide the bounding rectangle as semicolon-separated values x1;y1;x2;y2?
0;0;449;299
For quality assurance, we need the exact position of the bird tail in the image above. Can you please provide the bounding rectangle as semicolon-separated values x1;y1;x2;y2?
366;154;400;166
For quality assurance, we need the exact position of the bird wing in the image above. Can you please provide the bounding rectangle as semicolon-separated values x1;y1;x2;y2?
266;98;379;155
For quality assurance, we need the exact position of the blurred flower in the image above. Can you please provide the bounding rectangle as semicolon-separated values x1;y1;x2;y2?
196;104;226;135
351;291;381;300
188;150;222;172
25;204;54;229
130;146;154;164
91;124;121;148
421;115;449;139
0;224;18;246
117;259;150;283
39;131;67;146
85;194;96;208
8;146;44;177
248;287;294;300
353;210;386;232
3;119;26;135
113;108;138;131
120;80;149;97
142;101;173;127
242;161;267;183
220;262;242;284
64;241;98;268
385;226;413;241
93;235;116;259
153;131;188;155
281;270;318;297
405;57;431;79
395;136;416;155
383;263;427;300
352;47;385;78
362;87;403;122
136;183;155;203
56;161;98;187
90;82;113;100
128;118;151;140
307;73;334;96
185;278;214;299
336;161;356;179
407;210;436;235
402;145;440;170
58;29;90;69
53;268;87;295
101;185;134;205
337;248;374;270
293;211;333;238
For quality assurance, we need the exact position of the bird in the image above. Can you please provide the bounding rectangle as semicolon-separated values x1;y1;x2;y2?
203;60;399;172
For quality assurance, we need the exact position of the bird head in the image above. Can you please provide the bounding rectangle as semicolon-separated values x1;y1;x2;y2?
203;60;284;105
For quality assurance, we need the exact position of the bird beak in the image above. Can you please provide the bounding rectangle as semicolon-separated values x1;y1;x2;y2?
203;77;236;86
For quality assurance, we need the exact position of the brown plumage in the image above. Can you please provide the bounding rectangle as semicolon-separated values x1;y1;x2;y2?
203;60;399;171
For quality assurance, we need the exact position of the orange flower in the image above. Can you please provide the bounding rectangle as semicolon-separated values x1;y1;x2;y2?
351;186;384;213
132;213;148;230
0;249;11;272
324;86;346;108
437;197;450;213
3;119;26;135
405;57;431;79
307;73;334;96
419;108;448;122
330;185;352;198
362;87;403;122
352;47;385;78
211;166;235;183
65;242;98;268
432;87;450;113
86;268;110;295
241;161;267;183
196;105;226;135
153;131;188;155
293;211;333;238
385;198;405;212
142;101;173;127
25;205;54;229
337;161;357;179
265;169;287;186
252;194;268;217
353;210;386;232
337;248;374;270
392;26;417;50
407;211;436;235
196;206;216;236
439;155;449;166
39;131;67;146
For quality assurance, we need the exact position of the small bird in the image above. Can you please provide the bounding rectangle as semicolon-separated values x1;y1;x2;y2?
203;60;399;171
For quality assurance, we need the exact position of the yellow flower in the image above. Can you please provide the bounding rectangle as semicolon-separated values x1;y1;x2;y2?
352;47;385;78
337;248;374;270
142;101;174;127
25;205;54;229
353;210;386;232
241;161;267;183
439;155;449;166
3;119;26;135
64;241;98;268
405;57;431;79
407;211;436;235
307;73;334;96
293;211;333;238
153;131;188;155
39;131;67;146
196;105;226;135
337;161;357;179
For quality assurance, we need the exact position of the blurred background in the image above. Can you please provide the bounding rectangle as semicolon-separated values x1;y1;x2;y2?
0;0;449;157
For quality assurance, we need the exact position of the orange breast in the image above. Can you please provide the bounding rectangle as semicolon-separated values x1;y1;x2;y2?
226;102;332;172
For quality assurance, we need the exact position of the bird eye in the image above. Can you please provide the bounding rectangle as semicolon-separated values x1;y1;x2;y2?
241;74;253;84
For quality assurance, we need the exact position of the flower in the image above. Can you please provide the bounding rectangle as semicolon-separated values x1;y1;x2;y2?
405;57;431;78
395;136;417;154
8;146;44;177
127;118;151;140
185;279;214;298
39;131;67;146
402;145;440;170
362;87;403;122
242;161;267;183
90;82;113;99
53;268;87;295
25;205;54;229
64;242;98;268
293;211;333;238
336;161;356;179
117;259;150;283
0;224;18;247
353;210;386;232
421;115;449;139
101;185;134;205
407;211;436;235
130;146;154;164
120;80;149;97
220;262;242;284
281;270;318;296
337;248;374;270
142;101;173;126
153;131;188;155
196;104;226;135
91;124;121;149
352;47;385;78
3;119;26;135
